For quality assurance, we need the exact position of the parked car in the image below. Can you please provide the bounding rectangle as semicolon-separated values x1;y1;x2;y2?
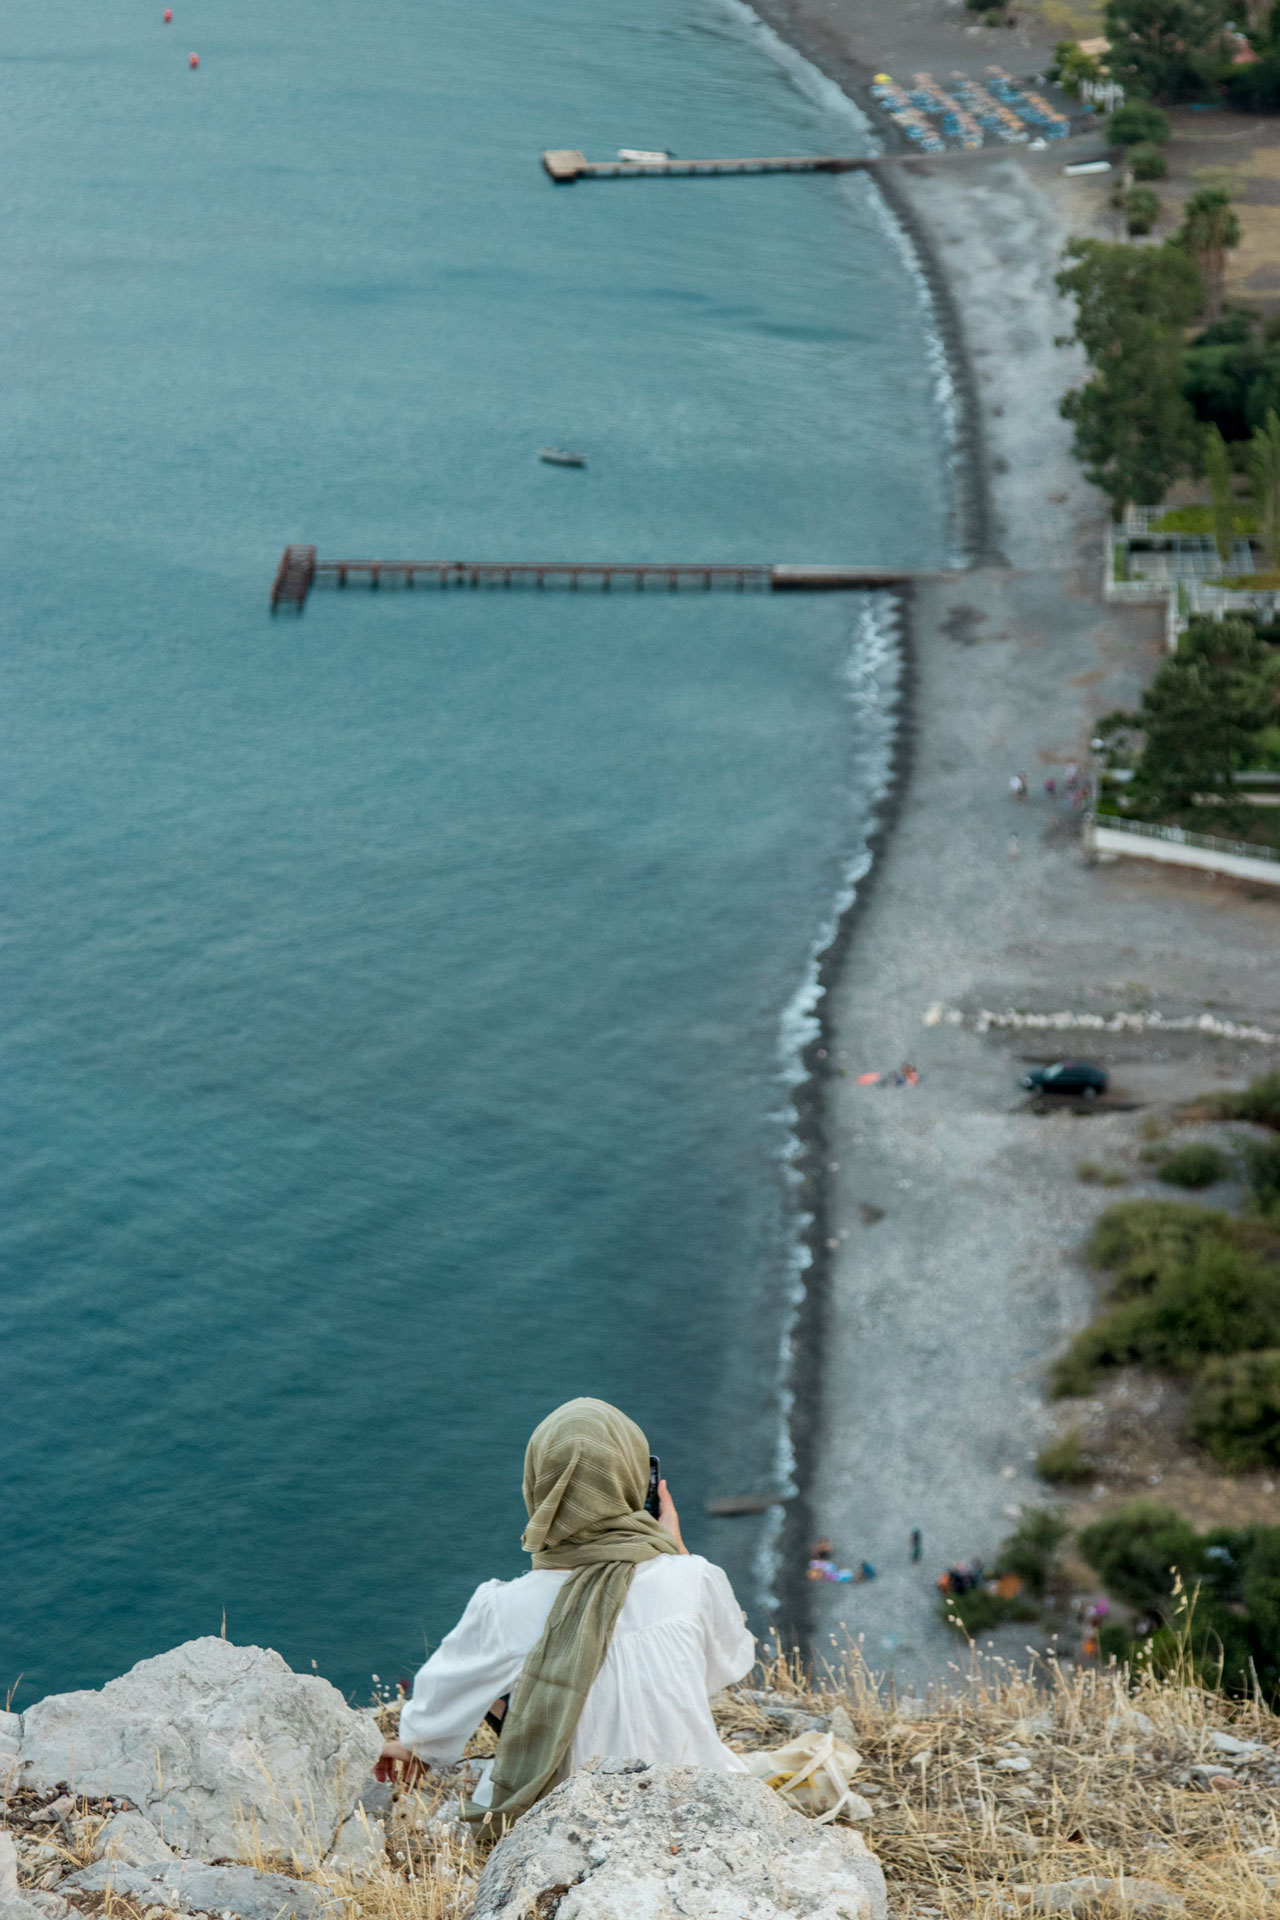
1021;1059;1109;1098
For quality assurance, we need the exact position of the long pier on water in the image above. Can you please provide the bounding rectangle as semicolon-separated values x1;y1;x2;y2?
270;547;927;614
541;149;879;183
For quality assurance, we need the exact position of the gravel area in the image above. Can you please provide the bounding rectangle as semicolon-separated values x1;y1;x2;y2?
789;150;1280;1681
750;0;1067;101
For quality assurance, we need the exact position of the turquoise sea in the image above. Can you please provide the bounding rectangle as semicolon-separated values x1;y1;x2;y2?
0;0;948;1700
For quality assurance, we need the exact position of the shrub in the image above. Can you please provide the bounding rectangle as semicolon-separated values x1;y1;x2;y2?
1110;102;1171;147
1001;1508;1069;1597
1077;1159;1127;1186
1078;1503;1280;1693
1054;39;1102;96
1078;1501;1202;1610
1125;186;1161;236
1235;1073;1280;1131
940;1510;1066;1634
1129;143;1168;182
944;1586;1039;1634
1242;1133;1280;1218
1051;1238;1280;1393
1087;1199;1235;1297
1037;1430;1095;1485
1157;1142;1230;1188
1191;1349;1280;1468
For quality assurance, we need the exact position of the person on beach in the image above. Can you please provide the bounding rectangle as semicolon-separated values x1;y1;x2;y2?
374;1397;755;1826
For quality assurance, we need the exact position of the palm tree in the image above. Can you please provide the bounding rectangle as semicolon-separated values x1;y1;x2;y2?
1178;188;1241;320
1205;424;1234;566
1249;408;1280;570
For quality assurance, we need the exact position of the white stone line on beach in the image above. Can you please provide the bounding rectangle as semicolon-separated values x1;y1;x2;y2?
922;1002;1280;1045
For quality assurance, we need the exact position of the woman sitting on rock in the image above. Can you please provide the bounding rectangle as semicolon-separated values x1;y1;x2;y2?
375;1396;755;1826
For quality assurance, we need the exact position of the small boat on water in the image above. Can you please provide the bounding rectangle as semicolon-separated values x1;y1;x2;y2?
540;446;588;468
617;147;673;163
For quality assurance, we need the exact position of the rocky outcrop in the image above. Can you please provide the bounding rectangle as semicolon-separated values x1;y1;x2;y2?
470;1758;888;1920
88;1811;175;1866
14;1639;381;1862
62;1862;342;1920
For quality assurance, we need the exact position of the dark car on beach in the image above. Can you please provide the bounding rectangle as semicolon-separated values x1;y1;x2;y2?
1021;1060;1109;1098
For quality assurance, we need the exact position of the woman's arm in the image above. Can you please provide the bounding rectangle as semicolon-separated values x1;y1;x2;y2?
390;1581;525;1774
657;1479;689;1553
698;1559;757;1695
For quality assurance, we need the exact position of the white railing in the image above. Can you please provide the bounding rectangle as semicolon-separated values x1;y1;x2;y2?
1099;814;1280;862
1088;812;1280;884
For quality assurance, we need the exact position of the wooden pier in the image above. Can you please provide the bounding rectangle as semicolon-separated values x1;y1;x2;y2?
270;544;317;611
541;149;877;183
270;553;922;614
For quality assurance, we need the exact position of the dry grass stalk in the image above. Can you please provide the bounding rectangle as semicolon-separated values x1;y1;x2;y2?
11;1644;1280;1919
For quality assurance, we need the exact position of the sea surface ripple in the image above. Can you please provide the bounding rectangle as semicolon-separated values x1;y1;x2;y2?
0;0;947;1697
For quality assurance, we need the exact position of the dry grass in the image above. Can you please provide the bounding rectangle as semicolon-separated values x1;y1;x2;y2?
723;1647;1280;1918
12;1650;1280;1919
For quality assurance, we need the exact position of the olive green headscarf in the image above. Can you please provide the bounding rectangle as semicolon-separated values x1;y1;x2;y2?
469;1397;680;1828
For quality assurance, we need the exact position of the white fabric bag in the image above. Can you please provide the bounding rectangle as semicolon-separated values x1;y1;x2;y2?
740;1727;873;1824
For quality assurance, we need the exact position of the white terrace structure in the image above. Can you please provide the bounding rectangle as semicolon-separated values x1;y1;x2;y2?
1104;505;1280;647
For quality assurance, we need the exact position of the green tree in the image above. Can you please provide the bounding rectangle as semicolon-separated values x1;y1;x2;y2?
1130;141;1168;180
1096;615;1280;821
1000;1508;1069;1596
1056;39;1103;93
1249;408;1280;565
1125;185;1161;234
1110;100;1172;143
1191;1349;1280;1467
1223;1;1280;108
1057;238;1204;513
1058;237;1203;359
1177;188;1241;320
1104;0;1230;100
1205;422;1235;561
1078;1502;1202;1608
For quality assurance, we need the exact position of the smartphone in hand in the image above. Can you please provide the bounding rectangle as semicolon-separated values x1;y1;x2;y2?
644;1455;661;1519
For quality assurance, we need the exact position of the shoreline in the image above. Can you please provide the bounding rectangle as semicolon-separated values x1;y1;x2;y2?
763;3;1007;1652
732;0;1000;1646
775;585;921;1652
750;8;1280;1675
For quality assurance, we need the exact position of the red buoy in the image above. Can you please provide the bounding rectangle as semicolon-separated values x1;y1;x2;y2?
163;8;172;20
188;50;199;67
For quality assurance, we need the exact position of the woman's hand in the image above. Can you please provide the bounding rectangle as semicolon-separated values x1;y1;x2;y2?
373;1736;425;1785
657;1478;689;1553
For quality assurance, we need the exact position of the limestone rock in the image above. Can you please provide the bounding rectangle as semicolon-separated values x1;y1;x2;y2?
353;1776;394;1819
323;1811;384;1881
0;1900;57;1920
28;1800;72;1829
17;1638;380;1862
63;1861;342;1920
470;1759;888;1920
0;1833;19;1898
92;1811;176;1867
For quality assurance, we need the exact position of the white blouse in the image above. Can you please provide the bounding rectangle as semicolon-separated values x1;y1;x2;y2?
400;1554;755;1805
